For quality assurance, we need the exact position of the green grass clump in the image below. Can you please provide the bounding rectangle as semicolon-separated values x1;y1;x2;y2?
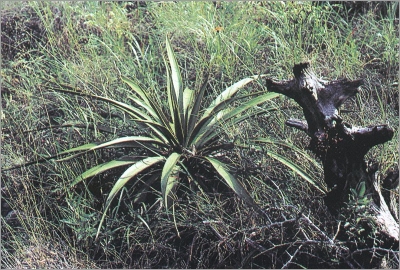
1;1;398;268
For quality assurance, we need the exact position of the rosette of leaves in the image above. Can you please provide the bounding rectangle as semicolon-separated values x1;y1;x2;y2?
49;37;279;237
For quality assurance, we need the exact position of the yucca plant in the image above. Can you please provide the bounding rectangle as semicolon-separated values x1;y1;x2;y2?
45;36;280;237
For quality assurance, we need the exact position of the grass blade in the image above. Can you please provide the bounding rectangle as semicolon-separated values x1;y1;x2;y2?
266;151;327;194
253;138;322;170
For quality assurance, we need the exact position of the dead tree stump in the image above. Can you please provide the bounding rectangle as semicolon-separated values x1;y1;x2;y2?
265;63;398;241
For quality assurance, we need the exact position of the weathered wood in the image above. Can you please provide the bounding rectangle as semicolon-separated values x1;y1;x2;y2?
265;62;398;241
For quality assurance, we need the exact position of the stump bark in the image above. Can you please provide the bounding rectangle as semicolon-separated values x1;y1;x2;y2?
265;63;398;241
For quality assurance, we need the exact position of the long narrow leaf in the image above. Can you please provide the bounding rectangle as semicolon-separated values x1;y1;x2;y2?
205;157;259;208
58;143;99;156
124;77;174;135
186;73;209;143
71;159;137;186
50;86;171;144
182;87;195;141
201;76;259;119
198;109;275;154
128;95;161;123
96;156;164;239
161;153;181;208
253;138;322;170
49;86;153;122
194;93;279;148
166;36;183;111
266;151;327;194
164;46;184;144
121;76;151;106
57;136;165;162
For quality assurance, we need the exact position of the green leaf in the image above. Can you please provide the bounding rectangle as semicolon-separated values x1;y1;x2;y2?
96;156;164;239
121;76;151;106
357;181;366;198
266;151;327;194
71;159;137;186
201;76;259;119
193;93;279;148
128;95;161;123
124;77;173;135
164;54;184;143
182;87;195;137
166;36;183;110
50;86;153;122
58;143;99;156
161;153;181;208
50;83;176;145
205;157;258;208
57;136;165;162
253;138;322;170
187;73;209;141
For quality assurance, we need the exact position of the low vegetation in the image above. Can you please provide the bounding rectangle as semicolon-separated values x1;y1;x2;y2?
1;1;398;268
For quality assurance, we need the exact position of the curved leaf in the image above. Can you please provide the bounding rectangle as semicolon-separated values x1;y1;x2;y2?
121;76;151;106
201;76;259;120
182;87;195;137
205;157;258;208
161;152;182;208
49;86;153;122
253;138;322;170
71;159;137;186
186;73;209;142
58;143;99;156
166;36;183;109
57;136;165;162
96;156;164;239
266;151;327;194
193;93;279;148
128;95;161;123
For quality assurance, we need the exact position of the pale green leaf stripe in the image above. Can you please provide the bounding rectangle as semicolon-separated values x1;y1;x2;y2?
53;87;153;122
266;151;327;194
205;157;258;208
187;74;209;141
201;76;258;119
194;93;279;148
166;36;183;107
198;108;274;149
57;136;165;162
58;143;98;155
96;156;164;239
161;152;181;208
220;93;279;123
164;56;183;143
90;136;164;151
121;76;151;106
135;119;177;145
128;95;161;123
183;87;195;135
71;160;137;186
165;40;184;143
